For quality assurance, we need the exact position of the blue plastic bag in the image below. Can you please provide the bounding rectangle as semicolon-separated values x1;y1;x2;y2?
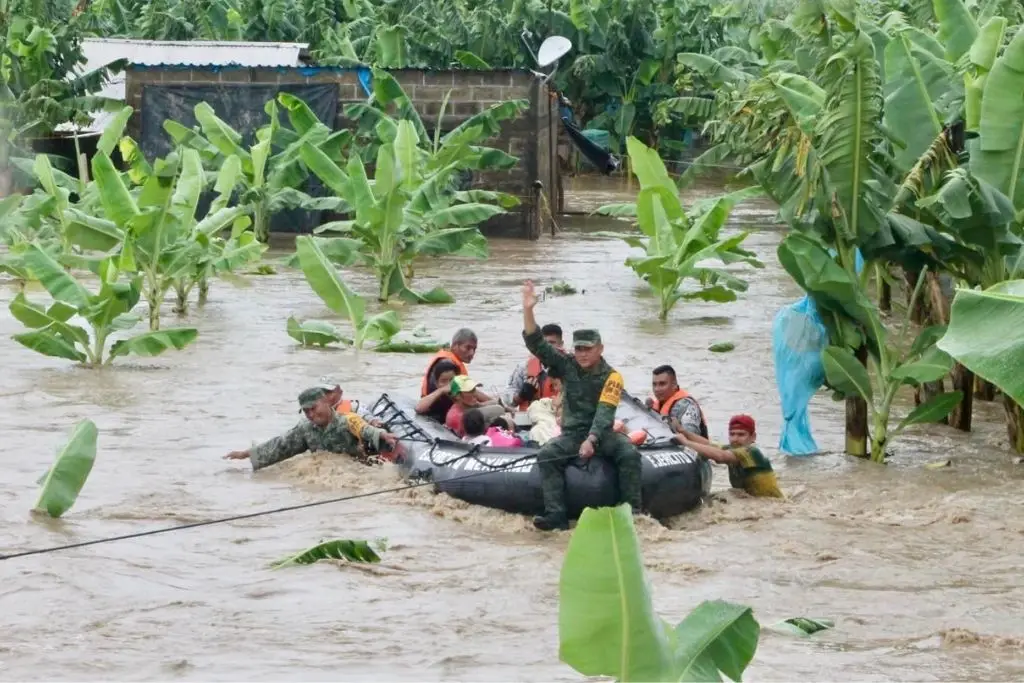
772;296;828;455
772;249;864;455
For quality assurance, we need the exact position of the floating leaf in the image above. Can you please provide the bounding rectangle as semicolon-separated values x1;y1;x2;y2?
767;617;835;637
34;420;98;518
708;341;735;353
271;539;382;568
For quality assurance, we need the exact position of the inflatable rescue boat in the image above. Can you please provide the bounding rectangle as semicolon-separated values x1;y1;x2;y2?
366;391;711;520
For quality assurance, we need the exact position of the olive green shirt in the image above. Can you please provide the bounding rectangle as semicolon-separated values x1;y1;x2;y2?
523;327;622;442
250;412;385;471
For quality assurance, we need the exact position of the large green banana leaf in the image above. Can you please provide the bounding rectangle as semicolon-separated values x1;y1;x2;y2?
937;280;1024;405
559;504;760;682
271;539;382;568
35;420;98;518
971;26;1024;210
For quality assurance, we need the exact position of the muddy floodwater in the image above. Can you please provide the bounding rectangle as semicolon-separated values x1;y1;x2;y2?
2;176;1023;681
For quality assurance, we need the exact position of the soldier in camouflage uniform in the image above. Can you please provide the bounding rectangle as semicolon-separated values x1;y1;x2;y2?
521;280;643;531
224;387;399;471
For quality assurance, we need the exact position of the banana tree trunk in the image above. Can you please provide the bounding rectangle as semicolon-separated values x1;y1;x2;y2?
948;364;974;432
1003;395;1024;454
198;276;209;306
974;375;997;401
846;345;869;458
147;286;161;330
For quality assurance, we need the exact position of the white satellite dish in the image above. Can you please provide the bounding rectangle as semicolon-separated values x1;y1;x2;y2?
537;36;572;68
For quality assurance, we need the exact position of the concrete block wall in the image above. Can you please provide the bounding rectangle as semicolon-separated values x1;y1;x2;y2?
125;65;559;239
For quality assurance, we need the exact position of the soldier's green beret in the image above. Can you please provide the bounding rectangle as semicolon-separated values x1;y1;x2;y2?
298;387;329;411
572;329;602;348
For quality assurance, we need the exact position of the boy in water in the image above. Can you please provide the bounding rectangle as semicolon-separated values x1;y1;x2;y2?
673;414;784;498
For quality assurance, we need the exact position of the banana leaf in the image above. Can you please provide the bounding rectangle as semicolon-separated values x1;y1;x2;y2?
34;419;98;518
560;504;760;681
767;617;834;637
271;539;382;568
559;504;673;681
937;280;1024;404
108;328;199;359
286;316;349;347
971;26;1024;210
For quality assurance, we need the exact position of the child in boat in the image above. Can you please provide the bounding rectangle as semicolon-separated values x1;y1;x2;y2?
673;414;784;498
462;410;523;447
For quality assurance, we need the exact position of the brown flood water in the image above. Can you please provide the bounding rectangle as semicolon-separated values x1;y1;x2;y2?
2;176;1023;681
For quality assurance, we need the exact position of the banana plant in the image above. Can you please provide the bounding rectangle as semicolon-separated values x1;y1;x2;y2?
9;243;198;367
163;93;349;242
61;148;251;330
593;136;764;321
780;234;962;461
293;235;402;350
299;118;513;304
168;155;266;313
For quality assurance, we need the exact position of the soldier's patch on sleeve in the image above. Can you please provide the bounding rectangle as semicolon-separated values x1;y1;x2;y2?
345;413;369;438
599;371;624;406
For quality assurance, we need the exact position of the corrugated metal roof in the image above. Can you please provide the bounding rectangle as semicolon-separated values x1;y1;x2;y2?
58;39;308;133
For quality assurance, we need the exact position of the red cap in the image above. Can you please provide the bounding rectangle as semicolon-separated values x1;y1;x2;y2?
728;414;756;434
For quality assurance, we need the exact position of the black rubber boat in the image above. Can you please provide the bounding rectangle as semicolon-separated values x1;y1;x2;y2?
366;391;711;520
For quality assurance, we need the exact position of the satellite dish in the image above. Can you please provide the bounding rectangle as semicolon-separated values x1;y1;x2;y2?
537;36;572;68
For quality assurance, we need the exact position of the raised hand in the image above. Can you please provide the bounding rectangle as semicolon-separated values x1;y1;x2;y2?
523;280;539;310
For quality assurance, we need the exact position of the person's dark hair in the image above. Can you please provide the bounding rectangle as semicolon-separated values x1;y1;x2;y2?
429;359;460;392
432;360;459;381
653;364;677;381
541;323;563;340
462;408;486;437
519;381;538;402
490;415;515;431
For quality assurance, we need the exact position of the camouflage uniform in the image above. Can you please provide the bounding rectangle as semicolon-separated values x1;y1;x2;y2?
523;327;643;520
249;388;386;471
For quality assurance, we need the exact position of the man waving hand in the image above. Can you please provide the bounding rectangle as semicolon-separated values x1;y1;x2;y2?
521;280;643;530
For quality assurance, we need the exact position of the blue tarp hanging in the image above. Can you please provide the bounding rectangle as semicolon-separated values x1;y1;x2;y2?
772;249;864;455
357;66;373;97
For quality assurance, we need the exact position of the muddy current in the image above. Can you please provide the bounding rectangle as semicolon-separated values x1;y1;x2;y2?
1;177;1022;681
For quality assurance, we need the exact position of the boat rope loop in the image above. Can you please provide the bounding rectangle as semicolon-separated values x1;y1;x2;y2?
0;450;583;563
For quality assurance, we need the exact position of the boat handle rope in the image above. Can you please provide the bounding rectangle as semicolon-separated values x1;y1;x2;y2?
0;449;585;562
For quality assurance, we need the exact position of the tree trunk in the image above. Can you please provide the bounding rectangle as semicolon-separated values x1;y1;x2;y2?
974;376;997;401
0;167;12;198
879;278;892;313
198;277;209;306
948;364;974;432
1002;395;1024;454
846;345;869;458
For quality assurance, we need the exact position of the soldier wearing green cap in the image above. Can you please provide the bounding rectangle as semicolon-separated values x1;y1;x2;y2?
520;280;643;530
224;386;399;471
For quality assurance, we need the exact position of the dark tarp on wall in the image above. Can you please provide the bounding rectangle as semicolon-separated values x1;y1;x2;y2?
140;82;339;234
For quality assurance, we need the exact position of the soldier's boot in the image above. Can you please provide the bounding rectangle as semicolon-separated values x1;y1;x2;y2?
533;512;569;531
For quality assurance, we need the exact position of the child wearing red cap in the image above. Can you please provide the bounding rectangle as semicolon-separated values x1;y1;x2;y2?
673;414;783;498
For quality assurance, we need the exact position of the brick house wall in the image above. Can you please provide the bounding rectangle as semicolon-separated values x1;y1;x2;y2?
124;65;561;239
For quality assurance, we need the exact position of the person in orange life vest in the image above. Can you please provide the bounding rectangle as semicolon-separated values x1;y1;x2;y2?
646;364;709;438
505;323;564;409
321;384;385;427
420;328;492;400
415;360;491;424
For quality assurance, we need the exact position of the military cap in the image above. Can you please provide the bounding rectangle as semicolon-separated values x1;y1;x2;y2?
572;329;602;348
298;387;329;411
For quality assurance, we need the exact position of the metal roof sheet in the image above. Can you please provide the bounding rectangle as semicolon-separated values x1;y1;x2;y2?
59;39;308;133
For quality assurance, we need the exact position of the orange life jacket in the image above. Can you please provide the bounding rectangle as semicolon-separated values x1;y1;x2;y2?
420;350;468;397
517;355;559;410
334;399;354;414
653;389;709;438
